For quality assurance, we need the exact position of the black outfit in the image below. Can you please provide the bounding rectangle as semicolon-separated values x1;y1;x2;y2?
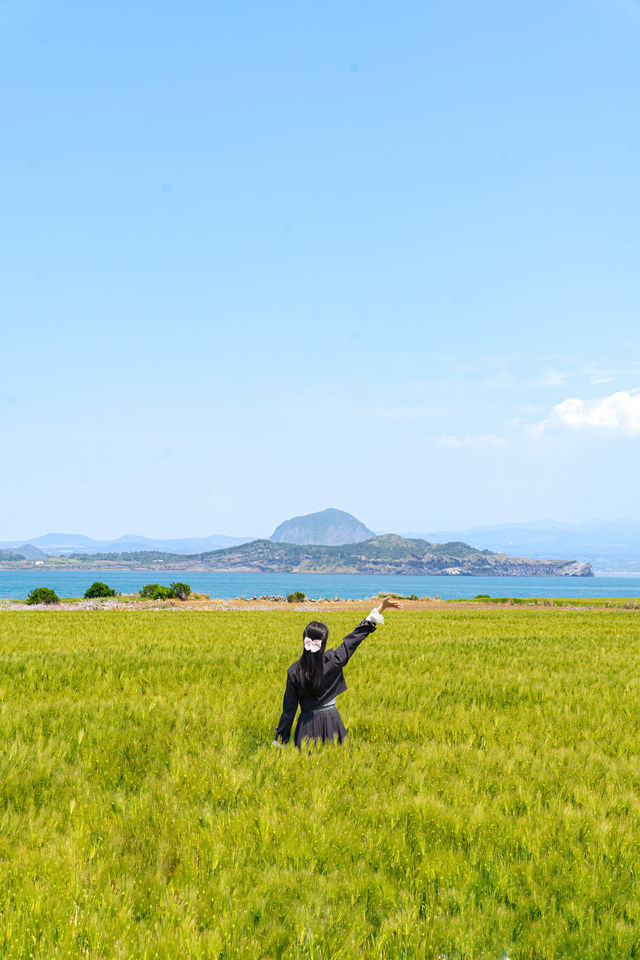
274;615;377;749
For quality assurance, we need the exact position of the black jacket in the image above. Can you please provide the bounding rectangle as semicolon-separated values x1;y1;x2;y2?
274;616;377;744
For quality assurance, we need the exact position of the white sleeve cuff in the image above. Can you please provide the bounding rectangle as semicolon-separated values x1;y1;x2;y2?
366;608;384;625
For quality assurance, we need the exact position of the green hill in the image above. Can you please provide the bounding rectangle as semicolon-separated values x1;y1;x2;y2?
1;534;594;576
193;534;593;576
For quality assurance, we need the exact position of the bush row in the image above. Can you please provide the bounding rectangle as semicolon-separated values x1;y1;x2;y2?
25;582;193;604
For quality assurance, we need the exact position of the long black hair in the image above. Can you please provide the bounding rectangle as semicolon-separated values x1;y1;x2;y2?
295;620;329;698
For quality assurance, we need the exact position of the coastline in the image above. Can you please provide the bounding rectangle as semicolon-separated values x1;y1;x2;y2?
0;560;593;576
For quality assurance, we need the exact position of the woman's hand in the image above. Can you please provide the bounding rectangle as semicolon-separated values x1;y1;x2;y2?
377;595;403;614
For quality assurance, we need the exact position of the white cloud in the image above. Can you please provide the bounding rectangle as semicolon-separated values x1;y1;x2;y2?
438;434;508;448
536;389;640;436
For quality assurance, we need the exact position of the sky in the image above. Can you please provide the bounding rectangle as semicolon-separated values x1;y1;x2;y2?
2;0;639;540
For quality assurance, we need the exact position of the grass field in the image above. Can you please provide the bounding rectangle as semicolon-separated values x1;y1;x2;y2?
1;609;639;959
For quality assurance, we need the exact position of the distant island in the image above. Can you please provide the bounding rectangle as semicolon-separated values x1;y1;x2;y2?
0;509;596;576
0;533;593;577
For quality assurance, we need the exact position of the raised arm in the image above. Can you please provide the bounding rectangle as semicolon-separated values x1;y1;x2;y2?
333;596;402;669
274;671;299;745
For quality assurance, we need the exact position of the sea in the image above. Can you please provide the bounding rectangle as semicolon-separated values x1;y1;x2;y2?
1;570;639;601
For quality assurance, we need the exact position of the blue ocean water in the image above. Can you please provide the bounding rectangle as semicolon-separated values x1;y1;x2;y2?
0;570;639;601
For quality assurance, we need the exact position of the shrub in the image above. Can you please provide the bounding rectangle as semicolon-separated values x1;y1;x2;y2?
287;591;306;603
26;587;59;605
84;581;116;599
140;583;173;600
169;582;191;600
140;583;192;600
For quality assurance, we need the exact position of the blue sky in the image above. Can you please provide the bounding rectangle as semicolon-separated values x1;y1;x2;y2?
2;0;639;539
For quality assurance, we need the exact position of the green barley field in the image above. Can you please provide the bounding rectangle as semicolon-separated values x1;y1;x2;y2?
1;608;639;959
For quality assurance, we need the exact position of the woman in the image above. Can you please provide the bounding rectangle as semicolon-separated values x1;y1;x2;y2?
273;595;402;749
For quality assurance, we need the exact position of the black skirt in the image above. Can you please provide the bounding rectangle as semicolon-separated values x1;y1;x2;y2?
293;706;348;749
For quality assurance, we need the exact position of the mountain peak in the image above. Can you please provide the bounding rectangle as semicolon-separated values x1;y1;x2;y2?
270;508;375;546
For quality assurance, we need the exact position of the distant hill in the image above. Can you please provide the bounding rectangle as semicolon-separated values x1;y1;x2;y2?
25;534;594;576
0;543;45;561
0;532;254;557
406;518;640;573
16;543;45;560
270;508;375;545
